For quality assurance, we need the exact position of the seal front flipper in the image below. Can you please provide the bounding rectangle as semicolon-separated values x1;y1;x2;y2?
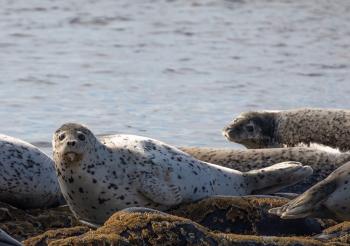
244;161;313;194
138;173;183;206
269;174;337;219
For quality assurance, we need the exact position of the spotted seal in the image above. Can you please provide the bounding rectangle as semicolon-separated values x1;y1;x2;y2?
52;123;313;224
179;146;350;193
0;134;62;209
223;108;350;150
269;161;350;221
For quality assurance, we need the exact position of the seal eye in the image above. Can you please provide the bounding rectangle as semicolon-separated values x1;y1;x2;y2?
78;133;85;141
245;125;254;133
59;133;66;141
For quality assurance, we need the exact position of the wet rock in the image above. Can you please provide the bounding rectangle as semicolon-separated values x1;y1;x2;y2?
22;226;90;246
0;196;343;245
315;221;350;244
169;196;336;236
0;202;78;241
36;211;325;246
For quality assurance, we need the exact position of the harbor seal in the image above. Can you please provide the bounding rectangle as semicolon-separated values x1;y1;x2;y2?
269;161;350;221
52;123;313;224
179;146;350;193
223;108;350;150
0;134;62;209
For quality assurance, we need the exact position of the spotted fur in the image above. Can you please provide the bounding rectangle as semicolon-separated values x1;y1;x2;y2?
0;134;62;208
52;123;313;224
223;108;350;151
180;146;350;193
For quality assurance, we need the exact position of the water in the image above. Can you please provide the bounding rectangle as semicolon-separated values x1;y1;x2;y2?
0;0;349;153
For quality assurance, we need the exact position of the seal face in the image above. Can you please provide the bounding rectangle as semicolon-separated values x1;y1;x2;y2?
269;161;350;221
0;134;62;209
53;123;312;224
223;111;278;148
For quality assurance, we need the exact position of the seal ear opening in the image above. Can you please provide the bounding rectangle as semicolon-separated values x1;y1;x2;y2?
244;161;313;195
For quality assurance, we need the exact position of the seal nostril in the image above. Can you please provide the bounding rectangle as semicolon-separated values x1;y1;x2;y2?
67;140;77;146
223;127;232;134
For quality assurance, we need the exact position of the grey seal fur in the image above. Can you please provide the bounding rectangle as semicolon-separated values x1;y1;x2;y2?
0;229;22;246
0;134;62;209
52;123;312;224
223;108;350;151
180;146;350;193
269;161;350;221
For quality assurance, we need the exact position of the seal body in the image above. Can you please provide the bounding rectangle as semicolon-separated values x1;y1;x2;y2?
269;161;350;221
0;134;62;209
223;108;350;151
180;146;350;193
52;123;312;224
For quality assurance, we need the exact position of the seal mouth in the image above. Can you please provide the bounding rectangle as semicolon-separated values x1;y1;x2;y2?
63;151;82;163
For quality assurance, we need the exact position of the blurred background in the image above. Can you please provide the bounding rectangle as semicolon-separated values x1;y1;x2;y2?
0;0;349;152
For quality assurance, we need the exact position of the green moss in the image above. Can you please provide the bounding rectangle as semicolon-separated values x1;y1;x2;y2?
47;211;329;246
0;202;78;241
23;226;90;246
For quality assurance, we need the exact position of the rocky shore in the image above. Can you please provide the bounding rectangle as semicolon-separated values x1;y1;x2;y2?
1;196;348;245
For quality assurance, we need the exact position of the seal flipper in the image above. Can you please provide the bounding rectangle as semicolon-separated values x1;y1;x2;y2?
244;161;313;194
138;173;183;206
0;229;22;246
269;176;337;219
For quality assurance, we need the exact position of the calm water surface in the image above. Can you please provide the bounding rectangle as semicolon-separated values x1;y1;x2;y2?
0;0;349;153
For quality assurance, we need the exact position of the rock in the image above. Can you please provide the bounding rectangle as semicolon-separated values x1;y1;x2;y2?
169;196;335;236
34;211;326;246
0;202;78;241
22;226;90;246
315;221;350;244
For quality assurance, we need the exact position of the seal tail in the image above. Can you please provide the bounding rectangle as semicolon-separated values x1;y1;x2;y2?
244;161;313;195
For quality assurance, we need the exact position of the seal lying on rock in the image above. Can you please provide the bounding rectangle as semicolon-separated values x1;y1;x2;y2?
180;146;350;193
0;134;62;209
269;161;350;221
223;108;350;150
52;123;312;224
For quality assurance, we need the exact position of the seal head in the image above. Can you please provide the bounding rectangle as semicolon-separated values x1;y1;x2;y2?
223;111;278;148
53;123;97;165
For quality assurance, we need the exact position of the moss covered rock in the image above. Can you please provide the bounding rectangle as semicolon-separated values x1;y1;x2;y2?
169;196;335;236
36;211;327;246
22;226;90;246
0;202;78;241
315;221;350;244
